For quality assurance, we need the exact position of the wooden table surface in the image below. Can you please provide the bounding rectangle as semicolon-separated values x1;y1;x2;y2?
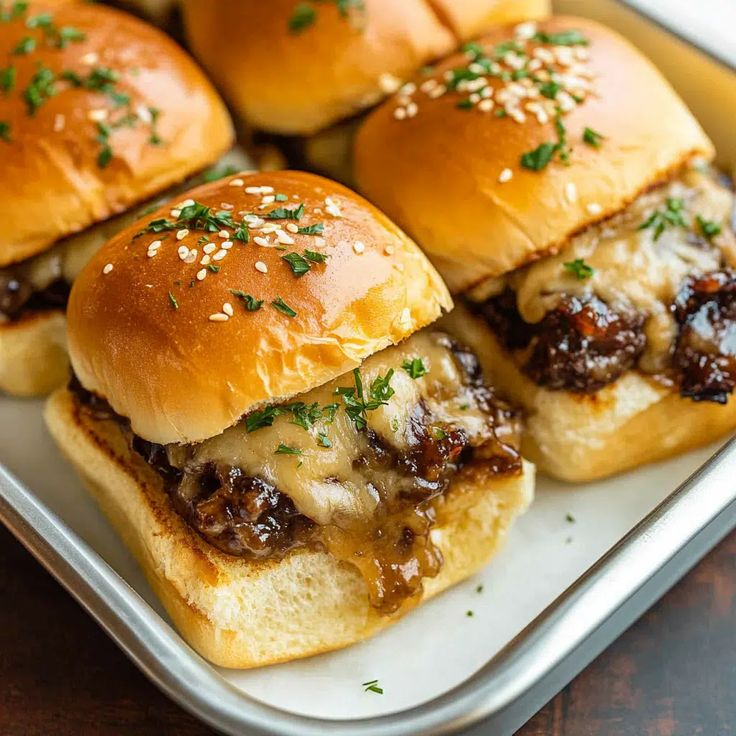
0;524;733;736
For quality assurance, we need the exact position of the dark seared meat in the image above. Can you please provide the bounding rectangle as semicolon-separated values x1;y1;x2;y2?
673;269;736;404
0;270;70;319
474;291;646;393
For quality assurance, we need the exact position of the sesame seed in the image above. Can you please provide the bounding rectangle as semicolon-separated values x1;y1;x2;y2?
220;202;234;211
146;250;157;258
260;186;275;194
260;224;279;234
80;51;98;66
469;93;480;104
102;263;113;275
53;114;65;132
565;182;578;204
254;236;270;247
353;241;365;254
405;102;419;118
200;255;211;266
325;198;342;217
136;104;153;124
428;85;447;99
378;72;401;94
176;229;189;241
514;20;537;40
286;223;299;233
399;308;411;326
179;199;195;208
203;243;216;254
218;230;230;239
245;186;262;194
209;313;228;322
184;249;198;264
499;168;513;183
478;99;494;112
170;209;181;218
586;202;603;215
223;302;234;317
148;239;162;250
88;108;108;122
314;237;326;247
255;261;268;273
276;231;295;245
213;250;227;261
178;245;189;259
393;107;407;121
196;269;207;281
261;195;275;205
394;263;405;272
400;82;417;96
221;240;233;250
229;178;245;187
384;245;395;255
420;79;438;93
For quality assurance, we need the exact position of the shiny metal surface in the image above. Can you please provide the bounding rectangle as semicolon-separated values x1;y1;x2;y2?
2;437;735;736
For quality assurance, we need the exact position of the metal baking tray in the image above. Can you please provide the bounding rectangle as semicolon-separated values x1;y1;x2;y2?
1;2;735;734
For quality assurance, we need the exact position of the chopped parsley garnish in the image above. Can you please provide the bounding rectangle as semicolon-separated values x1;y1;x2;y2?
285;402;324;431
245;406;284;432
297;223;324;235
563;258;594;280
275;193;288;202
168;292;179;310
539;80;560;99
233;223;250;243
12;36;35;54
566;512;576;523
462;41;485;59
288;2;316;33
139;201;235;236
264;203;305;221
303;249;328;263
582;126;605;147
362;680;383;695
229;291;263;311
520;141;557;171
282;251;311;277
275;444;302;456
317;432;331;448
206;263;220;273
696;214;722;241
0;65;16;93
336;368;395;431
202;164;238;183
96;122;113;168
402;358;427;379
431;426;447;440
147;106;162;145
271;296;297;318
533;29;589;46
456;98;474;110
0;1;27;22
466;610;474;618
0;121;10;142
476;584;484;593
554;115;571;164
638;197;688;241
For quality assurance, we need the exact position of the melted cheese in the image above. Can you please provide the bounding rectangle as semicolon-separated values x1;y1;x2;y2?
472;169;736;373
166;332;498;528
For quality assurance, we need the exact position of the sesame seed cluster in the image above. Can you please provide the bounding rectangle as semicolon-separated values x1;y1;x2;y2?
391;21;601;186
103;177;401;325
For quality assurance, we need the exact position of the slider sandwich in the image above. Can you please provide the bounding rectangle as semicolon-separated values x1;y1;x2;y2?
180;0;550;182
0;0;234;395
45;170;534;667
355;17;736;482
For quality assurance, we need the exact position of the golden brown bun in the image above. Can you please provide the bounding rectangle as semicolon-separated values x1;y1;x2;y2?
181;0;550;136
68;170;453;444
46;388;534;668
354;16;714;293
442;305;736;482
0;312;68;396
0;0;234;267
430;0;549;39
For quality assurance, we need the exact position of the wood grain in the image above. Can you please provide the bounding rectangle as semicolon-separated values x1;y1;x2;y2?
0;524;733;736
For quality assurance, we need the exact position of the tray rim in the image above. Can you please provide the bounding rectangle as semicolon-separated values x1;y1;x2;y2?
2;435;735;736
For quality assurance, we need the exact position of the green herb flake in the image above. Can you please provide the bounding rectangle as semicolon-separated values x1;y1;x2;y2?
303;249;328;264
0;1;28;22
271;296;297;318
57;25;86;47
638;197;688;241
13;35;35;54
23;64;57;115
362;680;383;695
476;584;484;593
582;126;605;147
229;290;263;311
533;29;589;46
539;80;560;99
97;144;113;168
206;263;220;273
317;432;332;448
168;291;179;310
466;610;474;618
696;214;722;241
275;193;288;202
402;357;428;379
456;98;474;110
0;65;16;93
233;224;250;243
245;406;284;433
282;251;311;277
275;444;303;456
297;223;324;235
288;2;316;33
520;141;558;171
563;258;594;280
0;121;10;142
566;512;576;523
431;426;447;440
264;203;305;221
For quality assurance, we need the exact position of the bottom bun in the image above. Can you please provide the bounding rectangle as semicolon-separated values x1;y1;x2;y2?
441;305;736;483
45;388;534;668
0;311;68;396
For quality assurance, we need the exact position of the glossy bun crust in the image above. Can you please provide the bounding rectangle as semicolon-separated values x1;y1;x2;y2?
181;0;550;136
0;0;233;267
354;16;714;293
45;387;534;668
68;171;453;445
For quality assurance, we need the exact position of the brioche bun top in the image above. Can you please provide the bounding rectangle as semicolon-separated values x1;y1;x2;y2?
0;0;233;267
354;16;714;293
68;170;452;444
181;0;550;136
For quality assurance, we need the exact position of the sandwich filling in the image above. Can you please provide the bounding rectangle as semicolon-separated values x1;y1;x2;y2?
468;166;736;403
72;331;521;614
